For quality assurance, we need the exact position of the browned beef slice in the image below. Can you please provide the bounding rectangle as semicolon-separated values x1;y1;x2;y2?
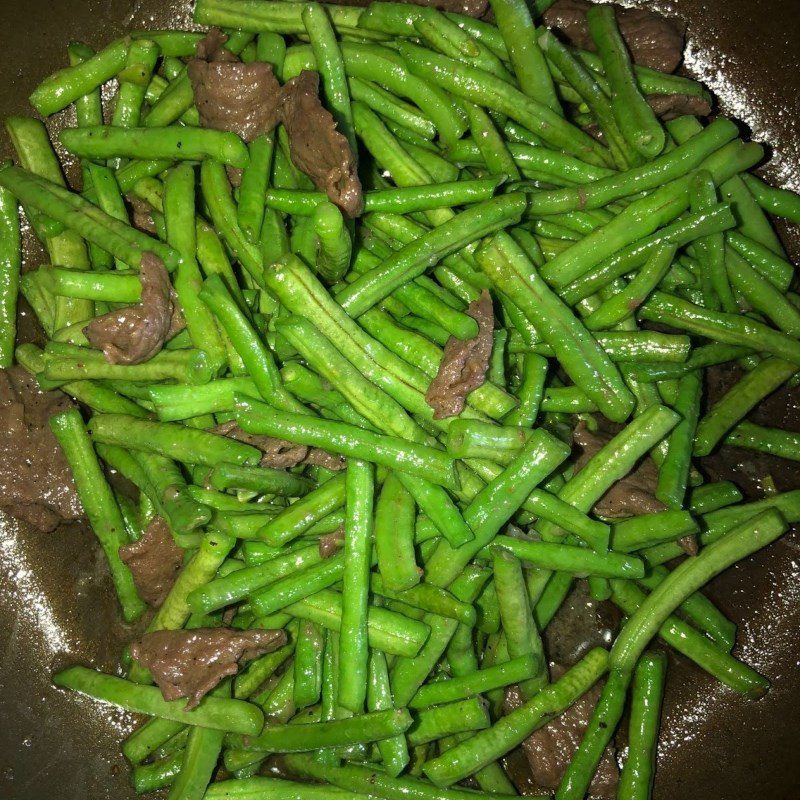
573;421;666;518
188;57;282;143
324;0;488;16
505;669;619;797
543;0;685;73
84;252;184;365
127;195;157;235
195;28;237;62
131;627;287;709
0;366;82;531
279;70;364;218
119;516;183;607
318;527;345;558
213;421;345;471
647;93;712;120
425;289;494;419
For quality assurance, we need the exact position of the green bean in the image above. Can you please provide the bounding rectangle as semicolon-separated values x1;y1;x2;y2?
540;386;598;414
85;163;130;268
463;102;520;180
623;342;753;383
721;174;785;257
410;654;539;709
189;544;324;614
149;378;260;421
123;718;186;765
0;186;20;366
132;751;183;793
725;421;800;461
741;172;800;224
235;633;296;700
54;666;263;734
397;43;611;167
88;414;260;468
207;462;314;497
586;4;664;159
259;474;347;547
476;231;634;422
585;244;676;330
165;164;226;367
0;162;178;270
503;353;548;427
199;275;303;411
445;419;530;464
694;357;798;456
422;647;609;786
61;126;248;168
313;201;352;283
112;38;159;135
348;76;435;140
50;409;146;623
407;697;490;746
30;38;129;116
639;291;800;367
490;0;559;112
37;266;139;302
688;481;743;515
374;473;420;592
614;510;786;674
617;652;666;800
238;134;275;245
370;576;474;627
475;579;501;634
727;230;795;293
364;651;408;777
236;396;459;489
609;510;698;553
493;549;547;698
294;621;325;710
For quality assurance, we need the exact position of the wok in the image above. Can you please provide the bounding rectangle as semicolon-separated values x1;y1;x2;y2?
0;1;799;798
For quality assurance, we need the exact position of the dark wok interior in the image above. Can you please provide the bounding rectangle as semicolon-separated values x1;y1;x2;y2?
1;1;799;798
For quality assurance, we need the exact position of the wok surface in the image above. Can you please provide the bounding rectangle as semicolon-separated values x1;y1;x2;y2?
0;1;799;798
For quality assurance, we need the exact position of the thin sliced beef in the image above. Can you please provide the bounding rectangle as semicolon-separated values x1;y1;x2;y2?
213;421;345;471
84;252;184;365
127;195;157;235
131;627;287;709
324;0;488;16
188;30;282;143
505;667;619;797
425;289;494;419
543;0;685;74
280;71;363;218
0;366;82;531
647;93;712;120
119;516;183;607
318;527;345;559
573;421;667;519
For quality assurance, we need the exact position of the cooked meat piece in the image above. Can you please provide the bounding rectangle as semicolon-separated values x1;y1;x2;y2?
195;28;237;62
84;252;184;365
188;41;282;143
573;421;667;519
505;668;619;797
127;195;157;235
318;527;345;558
131;627;287;709
679;533;699;556
279;70;363;218
119;516;183;607
213;421;345;471
543;0;685;73
324;0;487;16
647;93;713;120
425;289;494;419
0;366;82;531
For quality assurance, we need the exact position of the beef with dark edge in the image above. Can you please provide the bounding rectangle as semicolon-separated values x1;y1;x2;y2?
188;29;283;143
119;516;183;607
646;93;713;120
572;420;667;519
425;288;494;419
318;527;345;558
324;0;488;16
212;420;346;470
543;0;685;74
279;70;364;218
0;366;82;531
131;627;287;709
83;252;184;365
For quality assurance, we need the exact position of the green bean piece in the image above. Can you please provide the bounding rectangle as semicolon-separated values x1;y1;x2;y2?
238;134;275;245
0;187;20;366
587;5;665;158
365;650;409;777
398;43;611;168
610;510;699;553
463;103;520;181
477;231;635;422
494;549;547;699
694;357;798;456
504;353;548;427
313;201;352;283
727;230;795;293
348;76;435;140
132;751;183;793
407;697;490;746
53;666;263;734
87;414;260;468
741;172;800;225
725;421;800;461
123;717;186;765
616;652;667;800
112;38;159;134
50;409;146;622
207;462;314;497
294;621;325;710
423;647;609;786
236;396;459;490
30;38;130;115
374;473;420;592
370;575;474;627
